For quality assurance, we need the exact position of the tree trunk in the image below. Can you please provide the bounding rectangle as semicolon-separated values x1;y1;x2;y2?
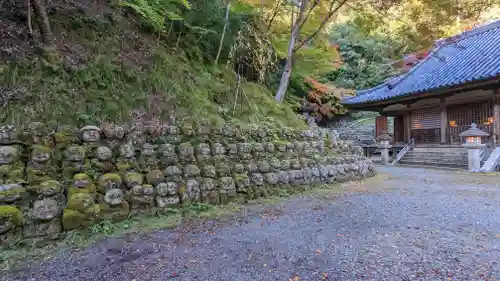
274;0;309;103
31;0;54;48
215;0;231;65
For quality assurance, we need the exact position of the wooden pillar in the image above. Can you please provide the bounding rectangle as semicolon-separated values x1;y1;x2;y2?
404;105;411;142
375;115;388;138
440;98;447;144
493;89;500;144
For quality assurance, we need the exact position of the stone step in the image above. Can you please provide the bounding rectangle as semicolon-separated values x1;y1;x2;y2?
403;155;468;162
412;147;467;153
408;150;468;155
399;159;468;168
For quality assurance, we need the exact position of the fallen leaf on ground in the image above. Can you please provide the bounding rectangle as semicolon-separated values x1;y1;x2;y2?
314;249;322;254
289;276;300;281
337;234;344;237
207;231;215;235
322;272;329;279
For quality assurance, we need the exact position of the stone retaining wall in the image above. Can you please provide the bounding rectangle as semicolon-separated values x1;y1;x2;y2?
0;121;374;243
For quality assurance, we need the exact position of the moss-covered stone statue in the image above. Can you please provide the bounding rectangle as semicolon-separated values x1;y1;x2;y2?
116;143;139;173
155;182;181;213
195;143;212;165
68;173;97;198
0;124;18;145
195;120;211;141
24;180;65;238
178;142;195;164
21;122;53;147
127;184;156;216
53;125;78;150
62;192;100;230
96;173;129;221
61;145;88;180
80;125;102;151
218;177;236;205
165;124;181;145
0;184;27;243
0;205;23;243
101;123;126;150
26;145;57;185
90;146;115;178
158;143;178;170
123;171;143;190
138;143;158;173
0;145;25;184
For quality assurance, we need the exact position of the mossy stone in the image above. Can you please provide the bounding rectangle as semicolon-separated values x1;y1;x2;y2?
67;193;95;212
62;209;86;230
0;205;22;226
98;173;122;193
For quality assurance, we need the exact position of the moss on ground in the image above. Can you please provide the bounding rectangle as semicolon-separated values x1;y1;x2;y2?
0;12;304;129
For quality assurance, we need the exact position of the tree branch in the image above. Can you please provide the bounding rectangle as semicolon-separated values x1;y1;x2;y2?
265;0;283;32
297;0;320;32
293;0;349;52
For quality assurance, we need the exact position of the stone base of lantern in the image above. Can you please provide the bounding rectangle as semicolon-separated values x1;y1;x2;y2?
462;143;485;172
377;143;392;165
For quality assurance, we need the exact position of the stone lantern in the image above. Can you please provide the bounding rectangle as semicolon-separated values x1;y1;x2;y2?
375;131;393;165
459;123;489;172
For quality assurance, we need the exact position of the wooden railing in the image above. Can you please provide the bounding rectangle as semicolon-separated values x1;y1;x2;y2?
392;138;414;165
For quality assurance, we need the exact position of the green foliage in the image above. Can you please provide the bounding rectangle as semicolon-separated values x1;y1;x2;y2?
321;23;404;89
120;0;191;32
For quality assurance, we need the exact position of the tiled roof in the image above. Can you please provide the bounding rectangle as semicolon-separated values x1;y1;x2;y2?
342;20;500;106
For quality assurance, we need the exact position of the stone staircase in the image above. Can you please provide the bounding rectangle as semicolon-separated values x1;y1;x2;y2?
398;147;469;169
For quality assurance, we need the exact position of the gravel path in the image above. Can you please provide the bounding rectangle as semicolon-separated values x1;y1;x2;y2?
5;166;500;281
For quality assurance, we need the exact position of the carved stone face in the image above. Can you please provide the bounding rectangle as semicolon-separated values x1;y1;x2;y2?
160;144;176;156
65;145;85;162
104;188;124;206
96;146;112;161
179;144;194;157
211;143;226;155
33;198;59;221
251;173;264;185
39;180;62;197
155;183;168;196
141;143;156;157
98;174;122;193
124;172;143;188
131;185;143;195
143;185;154;196
102;123;125;139
146;170;164;186
73;174;91;188
0;146;18;165
31;146;51;163
0;125;17;144
119;144;135;158
196;143;211;155
81;126;101;143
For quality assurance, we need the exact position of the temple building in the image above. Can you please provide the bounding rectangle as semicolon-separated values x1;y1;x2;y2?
342;20;500;147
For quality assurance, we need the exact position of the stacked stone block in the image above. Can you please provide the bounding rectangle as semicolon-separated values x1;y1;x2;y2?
0;121;374;243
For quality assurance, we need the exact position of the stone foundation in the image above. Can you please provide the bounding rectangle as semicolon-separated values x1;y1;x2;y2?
0;121;375;243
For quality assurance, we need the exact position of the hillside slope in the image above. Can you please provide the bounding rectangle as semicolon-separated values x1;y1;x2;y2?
0;1;304;128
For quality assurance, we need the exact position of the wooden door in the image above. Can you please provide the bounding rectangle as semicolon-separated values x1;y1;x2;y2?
410;107;441;143
393;115;405;143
